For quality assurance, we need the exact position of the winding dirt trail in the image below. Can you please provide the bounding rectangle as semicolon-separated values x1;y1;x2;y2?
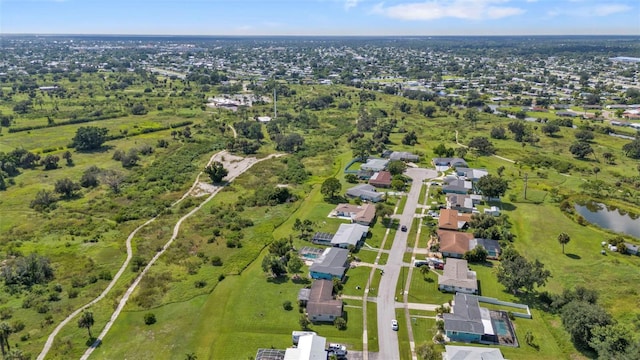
37;150;281;360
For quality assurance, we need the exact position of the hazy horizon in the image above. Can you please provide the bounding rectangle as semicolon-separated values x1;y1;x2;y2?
0;0;638;36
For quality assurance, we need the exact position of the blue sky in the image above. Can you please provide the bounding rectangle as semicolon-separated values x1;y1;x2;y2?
0;0;638;35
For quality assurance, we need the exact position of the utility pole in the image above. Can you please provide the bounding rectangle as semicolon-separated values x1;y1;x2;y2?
273;87;277;119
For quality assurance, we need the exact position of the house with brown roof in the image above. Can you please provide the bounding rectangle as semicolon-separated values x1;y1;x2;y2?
438;209;470;231
334;203;376;225
306;279;343;323
438;230;474;258
368;171;392;188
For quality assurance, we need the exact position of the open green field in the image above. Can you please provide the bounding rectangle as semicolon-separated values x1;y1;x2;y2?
2;74;640;360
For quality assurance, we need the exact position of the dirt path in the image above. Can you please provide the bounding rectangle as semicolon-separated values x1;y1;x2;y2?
37;151;281;360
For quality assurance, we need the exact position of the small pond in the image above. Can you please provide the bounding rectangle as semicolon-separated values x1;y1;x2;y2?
574;201;640;239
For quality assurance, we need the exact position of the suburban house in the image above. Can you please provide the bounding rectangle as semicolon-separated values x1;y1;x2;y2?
438;258;478;294
443;178;473;194
556;111;577;117
438;230;500;259
306;279;344;323
438;230;474;258
331;223;369;249
484;206;501;216
333;203;376;225
389;151;419;162
285;333;327;359
455;168;488;182
442;345;505;360
309;248;349;280
433;157;468;170
368;171;392;188
255;332;324;360
444;293;491;343
446;194;475;213
360;158;389;172
346;184;384;202
469;238;501;259
438;209;471;231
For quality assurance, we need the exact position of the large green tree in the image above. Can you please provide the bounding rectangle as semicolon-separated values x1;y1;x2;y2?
54;178;81;199
204;161;228;183
589;324;632;359
476;174;508;198
321;177;341;199
467;137;495;155
496;248;550;294
464;108;479;128
561;301;612;350
387;160;406;176
569;142;594;159
71;126;109;151
622;138;640;159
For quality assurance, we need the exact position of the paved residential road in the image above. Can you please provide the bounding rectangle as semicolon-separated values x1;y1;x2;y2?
376;168;436;360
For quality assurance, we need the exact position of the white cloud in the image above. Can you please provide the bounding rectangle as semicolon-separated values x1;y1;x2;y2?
345;0;362;10
372;0;525;20
547;3;632;17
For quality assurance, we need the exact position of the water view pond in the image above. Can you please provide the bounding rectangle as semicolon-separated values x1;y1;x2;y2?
574;201;640;239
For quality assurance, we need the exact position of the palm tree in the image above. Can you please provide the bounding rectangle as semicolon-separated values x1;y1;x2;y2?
184;353;197;360
0;322;12;352
419;265;430;279
557;232;571;254
78;311;95;339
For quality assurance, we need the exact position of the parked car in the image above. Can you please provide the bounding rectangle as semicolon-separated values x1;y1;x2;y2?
434;263;445;270
414;260;428;267
401;225;407;232
392;319;399;331
328;343;347;358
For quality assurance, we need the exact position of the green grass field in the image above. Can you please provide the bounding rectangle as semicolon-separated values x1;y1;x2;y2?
2;76;640;360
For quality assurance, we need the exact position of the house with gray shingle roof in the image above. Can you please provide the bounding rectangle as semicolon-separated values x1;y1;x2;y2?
346;184;384;202
444;293;491;343
438;259;478;294
361;158;389;172
309;248;349;280
331;223;369;249
389;151;419;162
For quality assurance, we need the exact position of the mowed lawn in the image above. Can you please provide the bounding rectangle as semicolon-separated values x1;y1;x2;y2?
507;202;640;322
192;254;364;360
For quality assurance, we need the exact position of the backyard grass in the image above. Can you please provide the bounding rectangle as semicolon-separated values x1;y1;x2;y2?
410;317;438;350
